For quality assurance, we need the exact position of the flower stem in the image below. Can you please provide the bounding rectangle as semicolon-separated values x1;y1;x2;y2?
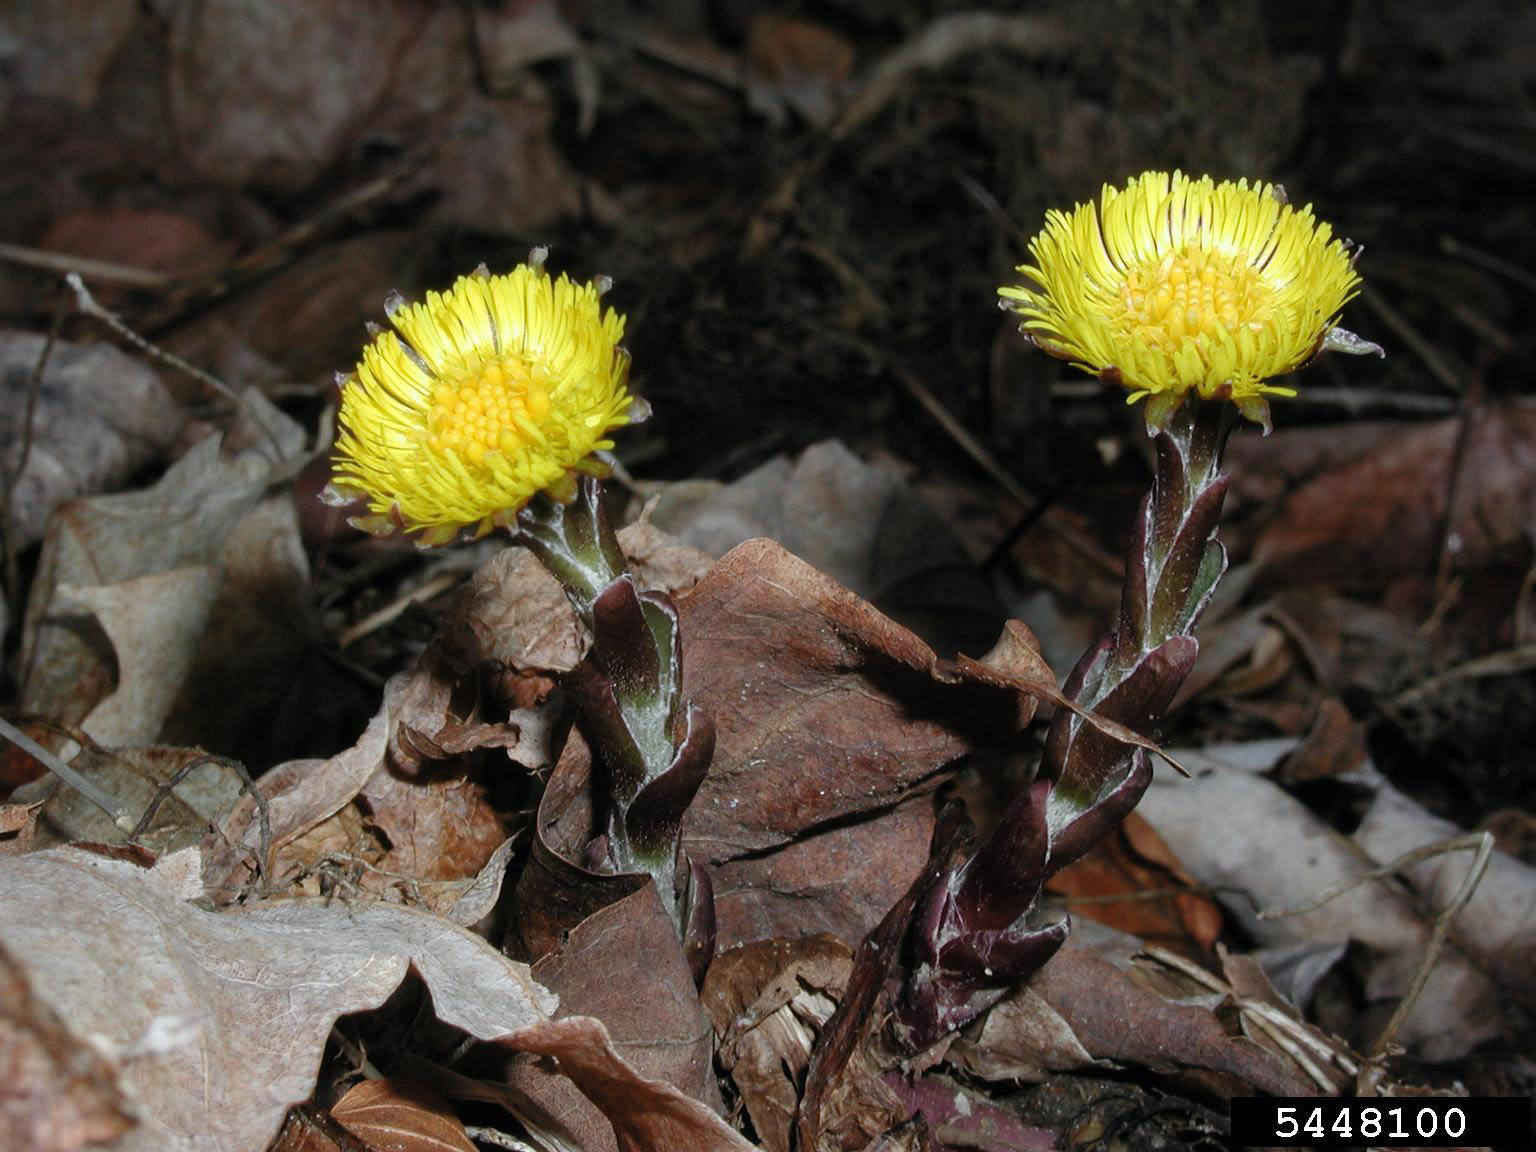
1043;398;1232;830
515;479;716;971
891;396;1236;1050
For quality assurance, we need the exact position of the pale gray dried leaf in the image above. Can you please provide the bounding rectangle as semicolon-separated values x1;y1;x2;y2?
54;570;221;746
444;836;518;928
1354;779;1536;1005
157;496;326;761
0;938;134;1152
472;0;581;92
632;440;1002;653
0;848;554;1152
167;0;460;192
19;392;304;746
2;847;757;1152
0;0;140;106
0;331;183;552
1137;747;1506;1060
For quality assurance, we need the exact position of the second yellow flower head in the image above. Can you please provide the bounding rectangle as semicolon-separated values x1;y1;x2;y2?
1000;171;1367;428
330;255;634;546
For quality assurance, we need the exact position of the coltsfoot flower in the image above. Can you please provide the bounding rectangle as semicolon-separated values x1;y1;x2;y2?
328;252;636;546
1000;170;1381;430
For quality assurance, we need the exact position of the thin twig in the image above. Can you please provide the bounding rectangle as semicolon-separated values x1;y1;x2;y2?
1142;945;1355;1092
1257;832;1494;1084
65;272;240;406
1389;644;1536;707
65;272;287;462
848;335;1122;580
1359;288;1463;394
135;133;457;334
1365;834;1492;1069
1439;234;1536;294
337;570;462;648
0;242;171;289
129;752;272;893
0;715;136;833
743;11;1071;259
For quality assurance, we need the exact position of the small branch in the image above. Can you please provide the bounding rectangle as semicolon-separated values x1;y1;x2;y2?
66;273;239;407
337;570;462;648
1359;288;1462;394
0;715;136;833
1259;831;1494;1088
0;242;171;289
130;752;272;892
66;272;288;463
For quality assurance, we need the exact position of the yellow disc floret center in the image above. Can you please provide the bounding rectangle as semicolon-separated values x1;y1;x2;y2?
427;357;553;466
1113;247;1274;350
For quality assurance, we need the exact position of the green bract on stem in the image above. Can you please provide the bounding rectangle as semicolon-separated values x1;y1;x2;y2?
893;396;1234;1051
517;476;717;978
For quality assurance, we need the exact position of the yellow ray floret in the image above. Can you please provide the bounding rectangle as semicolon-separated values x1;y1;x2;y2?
999;170;1364;425
330;258;634;545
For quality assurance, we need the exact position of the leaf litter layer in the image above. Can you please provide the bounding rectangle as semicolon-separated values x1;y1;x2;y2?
3;0;1536;1149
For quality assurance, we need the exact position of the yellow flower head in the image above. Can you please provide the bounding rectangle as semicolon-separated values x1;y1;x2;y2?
1000;171;1377;429
329;254;635;546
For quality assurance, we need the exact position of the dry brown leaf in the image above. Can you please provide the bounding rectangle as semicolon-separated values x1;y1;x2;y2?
1229;400;1536;591
40;209;232;289
0;802;42;856
360;767;510;885
511;884;722;1152
745;15;855;128
0;0;140;106
453;521;714;676
887;1075;1058;1152
167;1;455;192
709;794;935;951
953;928;1314;1098
523;538;1045;955
1046;812;1224;956
509;1015;757;1152
673;539;1039;862
1279;697;1369;783
386;521;708;777
0;938;133;1152
0;331;184;553
202;694;393;902
331;1079;476;1152
702;936;852;1152
206;232;413;379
